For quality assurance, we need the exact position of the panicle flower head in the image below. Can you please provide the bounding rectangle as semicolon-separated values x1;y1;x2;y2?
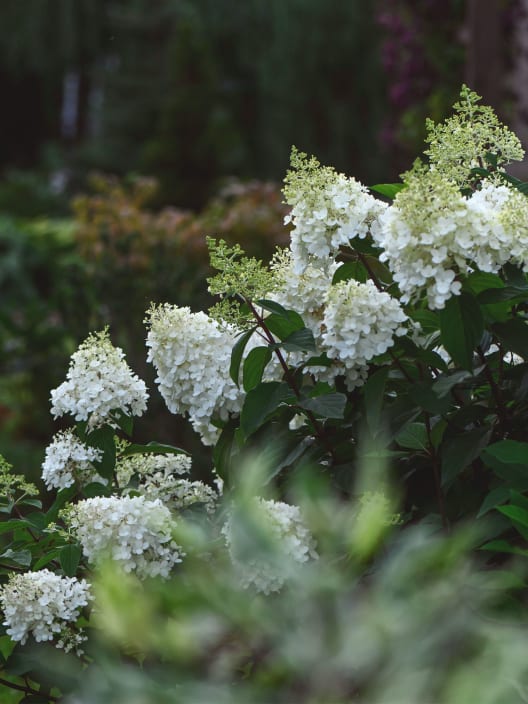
223;498;318;594
269;248;338;328
141;477;218;513
63;495;183;579
283;147;387;272
0;570;91;651
146;304;244;445
116;451;217;512
0;455;38;500
116;451;191;488
50;329;148;428
42;429;104;491
321;279;407;379
374;164;468;309
425;85;524;187
375;164;528;308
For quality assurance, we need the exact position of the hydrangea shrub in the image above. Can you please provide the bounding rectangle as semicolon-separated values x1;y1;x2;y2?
1;86;528;700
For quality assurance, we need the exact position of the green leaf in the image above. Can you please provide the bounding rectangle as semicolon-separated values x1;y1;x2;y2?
111;408;134;436
480;540;528;556
396;422;428;450
230;326;257;386
243;346;273;392
280;328;316;353
264;437;315;484
477;487;510;518
482;440;528;467
264;313;305;341
493;319;528;359
332;261;367;285
465;271;505;296
439;291;484;369
478;287;528;304
60;544;81;577
363;367;389;437
240;382;291;438
369;183;405;199
87;425;116;478
122;442;188;456
82;482;111;498
409;381;452;415
497;505;528;540
33;549;60;571
297;393;346;419
441;426;491;488
213;419;237;479
433;370;475;398
0;549;32;567
257;300;305;340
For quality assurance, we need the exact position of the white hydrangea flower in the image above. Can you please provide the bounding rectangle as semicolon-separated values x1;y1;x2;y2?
223;498;318;594
283;149;387;272
374;169;468;310
117;452;218;513
374;167;528;309
141;478;218;513
50;329;148;428
269;248;338;332
146;304;244;445
41;429;104;491
116;452;191;488
321;279;407;382
0;570;91;651
467;181;528;273
64;496;183;579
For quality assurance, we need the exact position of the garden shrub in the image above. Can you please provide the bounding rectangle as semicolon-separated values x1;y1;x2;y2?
1;86;528;701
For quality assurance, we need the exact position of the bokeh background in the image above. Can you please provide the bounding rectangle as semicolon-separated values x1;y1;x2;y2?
1;0;526;475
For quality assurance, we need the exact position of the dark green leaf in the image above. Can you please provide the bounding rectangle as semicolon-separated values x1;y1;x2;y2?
60;544;81;577
111;408;134;436
433;370;475;398
477;487;510;518
44;486;77;524
297;393;346;419
478;287;528;304
213;419;237;479
439;292;484;369
332;261;367;285
122;442;188;456
482;440;528;467
243;346;273;392
465;271;505;296
82;482;111;498
230;326;257;386
87;425;116;478
264;437;315;484
280;327;316;353
396;422;428;450
240;382;291;438
264;312;305;341
0;549;32;567
25;512;49;530
363;367;389;437
33;549;60;571
409;381;452;414
480;540;528;556
493;319;528;360
441;426;491;488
